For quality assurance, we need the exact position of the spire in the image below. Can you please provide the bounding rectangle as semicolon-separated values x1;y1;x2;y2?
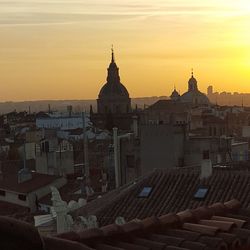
191;68;194;77
107;46;120;84
111;45;115;63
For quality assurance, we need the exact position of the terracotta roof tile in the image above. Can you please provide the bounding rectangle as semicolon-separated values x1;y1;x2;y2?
2;199;250;250
208;203;227;216
165;229;200;241
199;219;236;232
182;223;220;236
231;228;250;243
177;210;196;223
150;233;185;248
198;236;227;250
140;216;160;231
216;233;241;250
211;216;246;228
120;221;143;234
224;200;241;212
159;213;180;228
191;207;212;221
101;224;121;237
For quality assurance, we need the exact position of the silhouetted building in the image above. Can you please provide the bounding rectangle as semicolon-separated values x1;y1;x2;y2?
97;49;131;114
91;49;134;130
180;72;210;106
170;88;180;101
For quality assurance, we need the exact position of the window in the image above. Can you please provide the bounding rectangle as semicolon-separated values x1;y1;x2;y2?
18;194;27;201
194;187;209;199
0;190;6;196
138;187;152;198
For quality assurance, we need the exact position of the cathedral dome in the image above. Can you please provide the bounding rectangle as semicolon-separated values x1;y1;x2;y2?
99;82;129;98
181;90;209;105
97;48;131;114
180;72;210;106
98;49;129;99
170;88;180;101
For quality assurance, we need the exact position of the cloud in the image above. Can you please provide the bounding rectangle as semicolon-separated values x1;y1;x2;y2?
0;12;141;26
0;0;248;26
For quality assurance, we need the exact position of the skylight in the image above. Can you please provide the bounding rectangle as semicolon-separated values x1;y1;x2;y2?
138;187;152;198
194;187;209;199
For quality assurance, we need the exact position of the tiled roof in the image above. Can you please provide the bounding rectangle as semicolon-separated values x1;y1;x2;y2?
76;168;250;226
2;199;250;250
0;172;62;193
0;160;62;193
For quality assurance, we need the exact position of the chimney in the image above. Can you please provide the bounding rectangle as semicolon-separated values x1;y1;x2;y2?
113;127;120;188
200;150;212;179
132;116;139;137
18;143;32;183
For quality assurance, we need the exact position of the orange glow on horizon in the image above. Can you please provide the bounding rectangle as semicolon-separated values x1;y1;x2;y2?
0;0;249;101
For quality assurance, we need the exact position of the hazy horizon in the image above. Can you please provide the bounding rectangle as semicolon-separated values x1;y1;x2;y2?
0;0;249;101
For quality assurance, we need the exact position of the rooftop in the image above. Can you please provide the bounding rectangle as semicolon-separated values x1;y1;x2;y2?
146;100;190;113
75;167;250;226
0;172;62;194
2;199;250;250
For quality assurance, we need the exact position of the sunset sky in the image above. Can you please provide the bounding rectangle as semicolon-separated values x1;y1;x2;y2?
0;0;250;101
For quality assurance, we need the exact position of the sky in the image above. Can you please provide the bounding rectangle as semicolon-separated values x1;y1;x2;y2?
0;0;250;101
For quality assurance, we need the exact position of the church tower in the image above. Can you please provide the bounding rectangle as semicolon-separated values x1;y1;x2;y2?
97;48;131;114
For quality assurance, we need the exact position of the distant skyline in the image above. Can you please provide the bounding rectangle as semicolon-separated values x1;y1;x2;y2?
0;0;250;101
